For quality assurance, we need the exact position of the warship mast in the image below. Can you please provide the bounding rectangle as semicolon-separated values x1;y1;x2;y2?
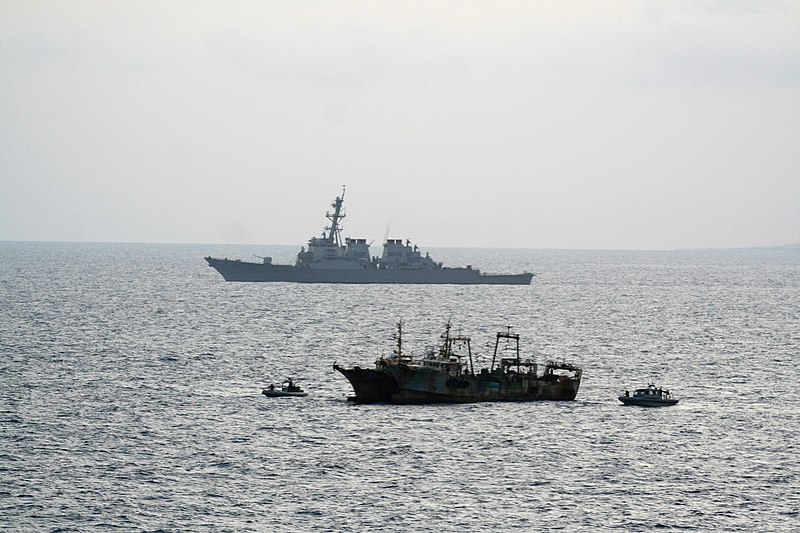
324;186;346;246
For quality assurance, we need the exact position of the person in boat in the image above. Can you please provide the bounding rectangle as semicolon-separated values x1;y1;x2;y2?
268;384;275;391
625;390;629;397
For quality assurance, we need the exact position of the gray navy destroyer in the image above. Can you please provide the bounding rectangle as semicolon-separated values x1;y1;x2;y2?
334;321;582;404
205;188;533;285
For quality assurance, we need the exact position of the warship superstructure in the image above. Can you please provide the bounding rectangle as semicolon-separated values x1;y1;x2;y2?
205;188;533;285
334;321;582;404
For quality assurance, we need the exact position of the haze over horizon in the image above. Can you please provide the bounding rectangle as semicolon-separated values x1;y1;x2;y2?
2;1;799;250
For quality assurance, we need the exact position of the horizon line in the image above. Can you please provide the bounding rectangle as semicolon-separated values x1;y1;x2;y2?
1;238;798;253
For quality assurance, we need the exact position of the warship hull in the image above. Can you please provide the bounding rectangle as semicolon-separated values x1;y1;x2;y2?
205;257;533;285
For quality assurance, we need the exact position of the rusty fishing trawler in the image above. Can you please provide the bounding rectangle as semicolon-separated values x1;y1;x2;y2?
205;188;533;285
333;321;582;404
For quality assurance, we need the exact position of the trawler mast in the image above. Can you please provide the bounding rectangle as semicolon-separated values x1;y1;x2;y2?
491;326;520;372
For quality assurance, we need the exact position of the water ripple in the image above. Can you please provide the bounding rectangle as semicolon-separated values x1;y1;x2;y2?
0;243;798;531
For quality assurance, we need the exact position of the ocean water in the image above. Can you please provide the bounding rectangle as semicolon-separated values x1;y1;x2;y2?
1;241;798;532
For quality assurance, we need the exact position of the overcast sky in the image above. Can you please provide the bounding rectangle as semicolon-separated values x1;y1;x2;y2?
1;1;798;249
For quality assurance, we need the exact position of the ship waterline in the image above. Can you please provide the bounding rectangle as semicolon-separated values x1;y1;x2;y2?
205;257;533;284
205;188;533;285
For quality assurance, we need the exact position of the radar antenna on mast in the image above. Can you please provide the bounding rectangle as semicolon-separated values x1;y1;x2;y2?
324;185;347;246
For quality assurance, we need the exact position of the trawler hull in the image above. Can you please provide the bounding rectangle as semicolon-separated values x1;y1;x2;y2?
332;365;399;402
334;364;580;404
205;257;533;285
